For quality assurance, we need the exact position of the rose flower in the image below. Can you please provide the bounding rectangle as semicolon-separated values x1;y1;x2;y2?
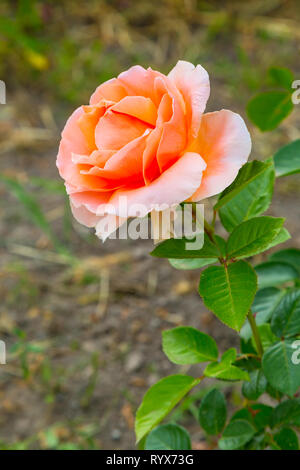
57;61;251;240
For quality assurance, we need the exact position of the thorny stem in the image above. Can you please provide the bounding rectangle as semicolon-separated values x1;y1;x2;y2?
247;310;264;357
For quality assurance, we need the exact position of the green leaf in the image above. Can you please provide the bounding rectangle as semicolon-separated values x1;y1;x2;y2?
252;404;273;431
252;287;286;322
244;434;268;450
215;160;275;232
271;399;300;428
198;388;227;435
241;287;286;341
251;324;278;350
266;383;283;401
268;66;294;90
273;427;299;450
204;348;250;381
162;327;218;365
218;419;256;450
168;258;216;270
270;248;300;274
262;340;300;396
271;289;300;338
230;408;253;424
255;261;298;288
273;139;300;177
264;227;290;251
247;91;293;132
226;216;284;259
199;261;257;331
242;370;267;400
145;424;191;450
231;404;273;433
151;233;219;259
135;375;200;442
214;235;227;257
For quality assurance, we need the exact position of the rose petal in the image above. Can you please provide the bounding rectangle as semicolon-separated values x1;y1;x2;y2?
188;109;251;201
95;214;128;242
118;65;162;106
72;149;115;167
90;78;127;105
70;191;112;213
70;202;100;228
77;105;106;152
156;93;187;172
168;60;210;139
111;96;157;126
103;151;207;217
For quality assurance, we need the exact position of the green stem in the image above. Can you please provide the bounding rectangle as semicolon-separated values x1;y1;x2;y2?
247;310;264;357
212;209;217;229
204;218;215;243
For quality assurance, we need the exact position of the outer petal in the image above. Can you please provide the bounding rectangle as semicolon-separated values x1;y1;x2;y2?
95;214;128;242
101;152;207;218
118;65;162;106
168;60;210;140
70;202;99;228
57;106;89;182
70;191;112;213
188;110;251;201
90;78;127;104
57;106;94;191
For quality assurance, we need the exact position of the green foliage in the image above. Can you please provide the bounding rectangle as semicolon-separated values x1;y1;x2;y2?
199;261;257;331
273;427;299;450
133;66;300;451
246;66;296;132
138;139;300;448
273;140;300;177
226;216;284;259
252;324;278;350
162;327;218;365
262;340;300;396
204;348;250;381
271;399;300;428
269;248;300;274
135;375;200;443
145;424;191;450
247;91;293;132
218;419;256;450
270;289;300;338
230;404;273;434
168;258;217;270
242;370;267;400
255;261;298;288
215;160;275;232
241;287;286;341
151;233;220;259
198;389;227;435
268;67;294;90
251;404;273;431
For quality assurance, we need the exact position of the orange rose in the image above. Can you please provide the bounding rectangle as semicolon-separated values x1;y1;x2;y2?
57;61;251;240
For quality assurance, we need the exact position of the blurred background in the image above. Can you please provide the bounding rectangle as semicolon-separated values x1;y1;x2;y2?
0;0;299;450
